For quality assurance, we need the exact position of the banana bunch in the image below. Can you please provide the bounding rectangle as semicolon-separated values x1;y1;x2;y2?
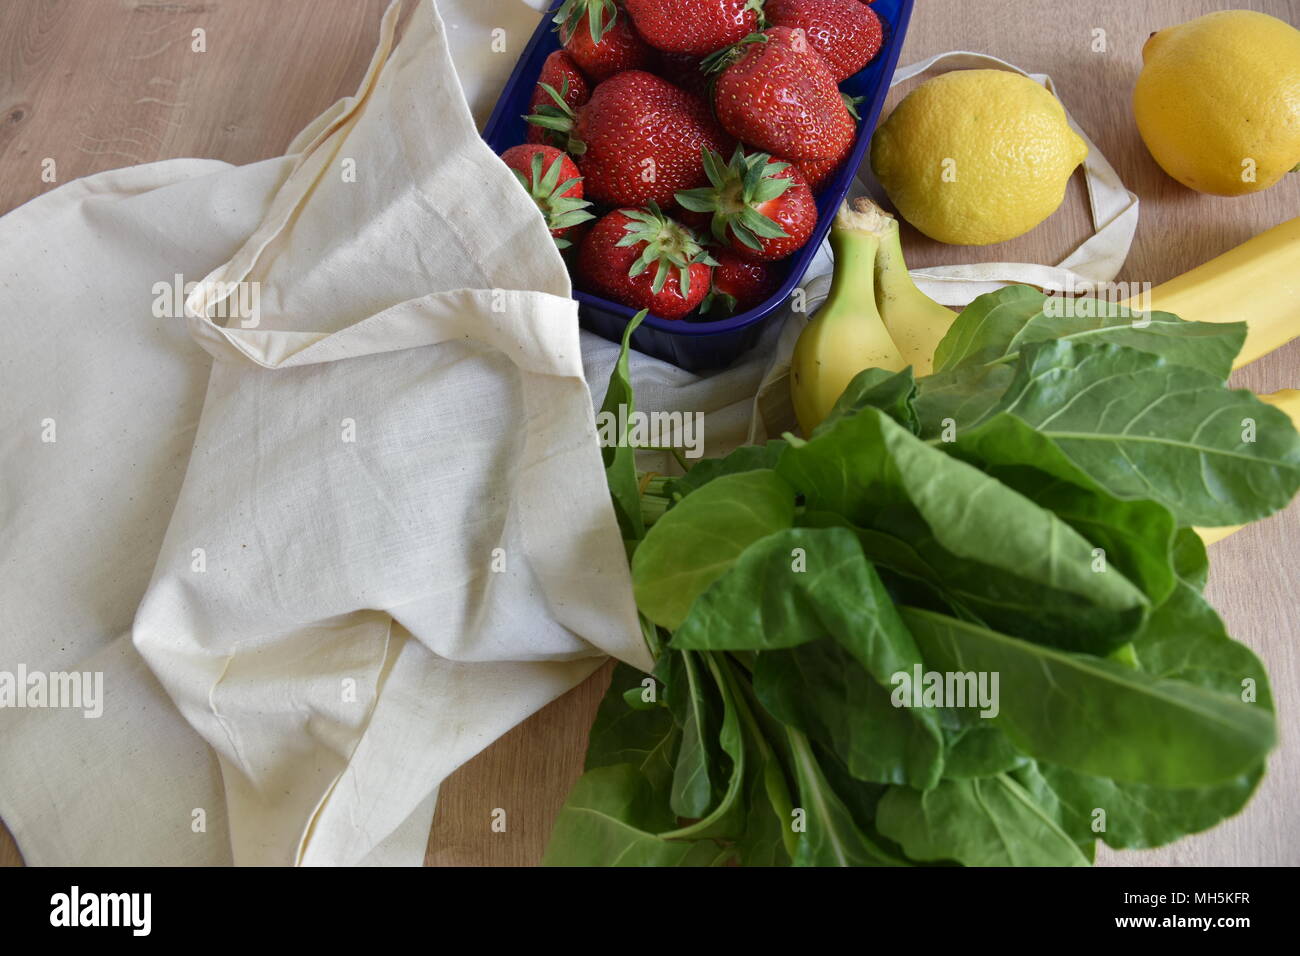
790;198;954;435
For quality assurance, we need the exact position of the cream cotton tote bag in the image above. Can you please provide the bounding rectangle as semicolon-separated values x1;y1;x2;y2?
130;0;653;866
1;0;647;867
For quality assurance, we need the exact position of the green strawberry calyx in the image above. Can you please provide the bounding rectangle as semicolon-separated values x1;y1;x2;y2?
699;285;739;316
617;203;717;300
675;146;793;253
552;0;619;45
700;31;769;75
523;82;588;156
842;92;865;121
512;152;595;250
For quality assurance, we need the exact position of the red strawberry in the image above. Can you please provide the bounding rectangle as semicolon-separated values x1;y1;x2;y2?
793;100;857;191
625;0;762;57
501;144;595;249
764;0;884;82
527;70;733;209
795;150;846;193
656;51;712;100
708;27;855;161
676;147;818;261
577;205;714;319
554;0;655;81
526;51;591;146
701;248;781;315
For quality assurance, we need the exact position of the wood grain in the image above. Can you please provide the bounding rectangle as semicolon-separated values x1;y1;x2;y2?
0;0;1296;868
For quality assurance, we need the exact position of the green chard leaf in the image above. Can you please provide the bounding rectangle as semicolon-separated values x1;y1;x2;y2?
953;412;1179;605
632;469;795;630
597;310;648;543
736;747;795;866
933;285;1246;380
816;366;921;436
900;606;1276;788
754;639;944;789
776;407;1150;653
660;650;723;819
671;526;926;680
658;652;749;842
942;724;1030;779
990;340;1300;526
668;439;788;499
584;663;677;793
1023;760;1265;852
1132;530;1273;708
787;729;907;867
914;361;1016;438
1014;526;1275;852
669;525;946;790
877;773;1090;867
731;674;798;867
542;764;733;867
932;285;1052;372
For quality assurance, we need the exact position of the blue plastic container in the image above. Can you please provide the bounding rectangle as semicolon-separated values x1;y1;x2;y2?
482;0;914;371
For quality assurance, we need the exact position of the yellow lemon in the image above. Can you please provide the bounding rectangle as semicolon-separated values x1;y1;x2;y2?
1134;10;1300;197
869;70;1088;246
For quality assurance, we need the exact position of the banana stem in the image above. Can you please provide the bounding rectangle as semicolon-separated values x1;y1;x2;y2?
840;197;955;376
827;207;884;302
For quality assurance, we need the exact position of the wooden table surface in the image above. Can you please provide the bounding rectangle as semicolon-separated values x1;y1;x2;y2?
1;0;1296;867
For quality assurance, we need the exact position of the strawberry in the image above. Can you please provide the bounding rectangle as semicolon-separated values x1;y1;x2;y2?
793;99;858;191
526;70;733;209
625;0;763;57
708;27;855;161
500;144;595;249
701;248;782;315
656;51;712;100
577;204;715;319
525;51;591;146
676;147;817;261
795;149;846;193
764;0;884;81
554;0;655;81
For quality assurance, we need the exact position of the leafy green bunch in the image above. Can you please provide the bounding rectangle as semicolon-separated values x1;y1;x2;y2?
543;287;1300;866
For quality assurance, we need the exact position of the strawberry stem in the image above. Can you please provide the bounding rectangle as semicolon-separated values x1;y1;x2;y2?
511;152;594;248
675;146;792;252
617;203;716;301
522;83;587;155
552;0;619;46
700;32;769;75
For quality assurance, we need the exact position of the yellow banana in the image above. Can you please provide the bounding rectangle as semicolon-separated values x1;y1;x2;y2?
1123;215;1300;370
790;201;906;435
1197;388;1300;546
862;199;957;376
